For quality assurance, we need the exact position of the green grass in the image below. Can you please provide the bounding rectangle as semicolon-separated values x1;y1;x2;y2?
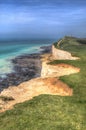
0;37;86;130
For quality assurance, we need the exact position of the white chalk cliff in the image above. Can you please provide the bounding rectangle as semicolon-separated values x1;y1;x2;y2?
52;45;79;60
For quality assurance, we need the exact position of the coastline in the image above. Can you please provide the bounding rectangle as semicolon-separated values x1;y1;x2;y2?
0;38;80;112
0;45;52;92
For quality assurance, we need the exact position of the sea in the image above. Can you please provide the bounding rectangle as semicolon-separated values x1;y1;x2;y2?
0;39;55;77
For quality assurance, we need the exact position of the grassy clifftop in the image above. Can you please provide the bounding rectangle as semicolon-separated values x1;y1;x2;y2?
54;36;86;59
54;36;86;51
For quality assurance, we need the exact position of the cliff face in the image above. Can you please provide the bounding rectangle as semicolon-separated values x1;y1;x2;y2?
41;61;80;78
0;77;73;112
52;45;79;60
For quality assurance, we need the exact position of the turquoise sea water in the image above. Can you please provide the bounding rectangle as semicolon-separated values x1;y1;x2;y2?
0;39;54;77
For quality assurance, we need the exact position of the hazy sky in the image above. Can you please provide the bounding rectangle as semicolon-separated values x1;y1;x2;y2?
0;0;86;39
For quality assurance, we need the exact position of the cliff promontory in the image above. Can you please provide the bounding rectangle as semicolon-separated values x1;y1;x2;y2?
0;37;80;112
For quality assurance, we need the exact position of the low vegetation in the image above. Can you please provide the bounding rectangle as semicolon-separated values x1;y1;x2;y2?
0;36;86;130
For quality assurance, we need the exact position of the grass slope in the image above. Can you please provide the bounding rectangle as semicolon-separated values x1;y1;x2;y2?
0;36;86;130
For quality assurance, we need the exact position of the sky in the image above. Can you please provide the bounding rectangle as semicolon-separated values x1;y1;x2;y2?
0;0;86;40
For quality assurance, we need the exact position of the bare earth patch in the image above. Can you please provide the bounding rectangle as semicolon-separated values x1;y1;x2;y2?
0;77;73;112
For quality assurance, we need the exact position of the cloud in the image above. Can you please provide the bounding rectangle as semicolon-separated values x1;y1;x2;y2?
0;6;85;26
0;13;35;24
0;0;86;7
0;5;36;24
0;2;86;39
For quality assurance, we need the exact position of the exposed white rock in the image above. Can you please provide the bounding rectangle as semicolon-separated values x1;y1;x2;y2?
41;61;80;78
52;45;79;60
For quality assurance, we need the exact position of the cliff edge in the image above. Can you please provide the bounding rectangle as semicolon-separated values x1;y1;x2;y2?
0;37;80;112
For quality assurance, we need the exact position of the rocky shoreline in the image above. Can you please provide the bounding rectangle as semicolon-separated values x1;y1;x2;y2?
0;45;52;92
